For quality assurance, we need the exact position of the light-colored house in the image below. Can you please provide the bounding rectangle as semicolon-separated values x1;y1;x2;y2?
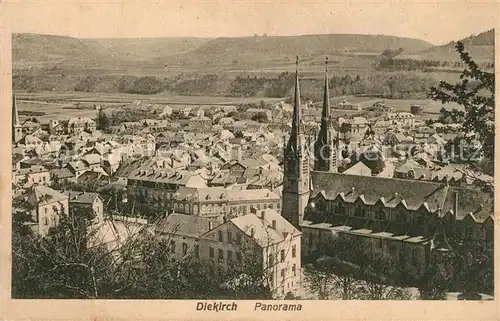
154;213;213;260
198;208;302;298
13;165;51;189
67;116;97;134
385;112;415;129
25;186;69;236
68;191;105;224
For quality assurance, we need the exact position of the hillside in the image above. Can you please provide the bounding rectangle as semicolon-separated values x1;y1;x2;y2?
13;33;211;69
82;37;212;62
161;34;433;66
403;29;495;62
12;33;111;68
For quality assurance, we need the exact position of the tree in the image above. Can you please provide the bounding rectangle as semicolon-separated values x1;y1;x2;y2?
97;109;109;130
251;112;269;123
417;260;452;300
303;236;411;300
12;206;114;299
447;233;494;296
428;41;494;161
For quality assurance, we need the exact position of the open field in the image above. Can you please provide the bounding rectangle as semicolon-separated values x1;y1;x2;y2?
16;92;283;105
16;94;285;122
18;101;99;122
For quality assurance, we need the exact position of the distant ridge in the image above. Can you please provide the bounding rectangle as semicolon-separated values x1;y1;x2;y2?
405;29;495;62
13;32;432;69
159;34;433;66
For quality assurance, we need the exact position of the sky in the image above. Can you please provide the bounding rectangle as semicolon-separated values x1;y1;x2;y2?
1;1;498;45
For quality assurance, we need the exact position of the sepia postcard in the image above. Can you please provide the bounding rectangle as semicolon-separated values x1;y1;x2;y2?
0;1;498;320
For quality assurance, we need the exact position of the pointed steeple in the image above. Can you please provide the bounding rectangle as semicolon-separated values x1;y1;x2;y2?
282;55;310;230
321;57;330;126
291;56;301;138
314;57;337;172
12;93;19;126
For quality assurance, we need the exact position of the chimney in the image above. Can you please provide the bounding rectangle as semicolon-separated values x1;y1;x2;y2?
272;220;276;230
250;228;255;237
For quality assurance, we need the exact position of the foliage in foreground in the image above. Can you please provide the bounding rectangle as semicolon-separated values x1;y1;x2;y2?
12;210;273;299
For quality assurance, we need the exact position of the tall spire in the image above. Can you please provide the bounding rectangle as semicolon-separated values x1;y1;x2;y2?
291;56;301;137
314;56;337;172
12;93;19;125
321;57;330;123
282;55;310;230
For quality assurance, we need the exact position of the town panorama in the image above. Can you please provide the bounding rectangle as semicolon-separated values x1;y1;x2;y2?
11;30;494;300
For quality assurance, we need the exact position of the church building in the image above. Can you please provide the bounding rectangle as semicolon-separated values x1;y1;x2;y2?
280;56;494;286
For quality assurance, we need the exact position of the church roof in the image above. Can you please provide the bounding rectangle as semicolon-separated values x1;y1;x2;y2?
310;171;453;213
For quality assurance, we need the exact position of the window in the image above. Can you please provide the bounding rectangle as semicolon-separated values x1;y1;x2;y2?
182;243;188;256
236;252;242;263
227;250;233;263
43;217;48;226
292;264;296;277
281;269;285;280
269;204;273;209
277;203;281;209
170;240;176;253
235;234;242;245
257;204;261;210
292;245;296;258
218;231;223;242
280;249;285;262
268;254;274;267
209;247;214;258
218;249;224;262
44;208;48;214
227;231;232;244
264;204;268;209
308;234;313;247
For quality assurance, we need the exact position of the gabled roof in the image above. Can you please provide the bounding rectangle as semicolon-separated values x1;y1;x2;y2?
67;191;101;204
229;209;301;247
27;186;68;206
16;165;49;176
50;168;75;180
155;213;213;238
342;162;372;177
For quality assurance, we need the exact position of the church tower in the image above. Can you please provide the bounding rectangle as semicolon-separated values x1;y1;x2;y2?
314;57;338;172
282;57;311;229
12;93;23;143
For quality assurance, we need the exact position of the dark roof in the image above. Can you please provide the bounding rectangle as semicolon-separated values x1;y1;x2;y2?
68;191;100;204
50;168;75;179
154;213;213;238
310;171;453;213
452;187;494;222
